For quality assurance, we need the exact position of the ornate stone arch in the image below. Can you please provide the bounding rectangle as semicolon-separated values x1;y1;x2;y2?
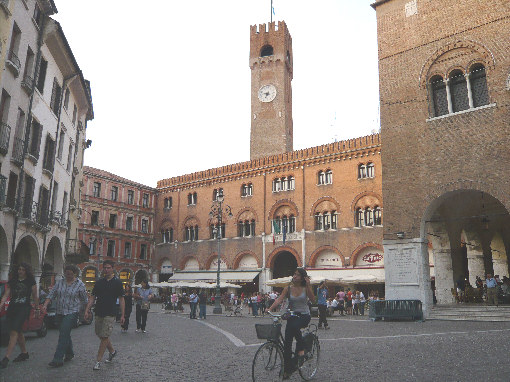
179;255;201;271
350;191;383;212
419;179;510;238
205;253;229;270
419;39;496;88
309;245;345;268
350;243;384;266
267;246;302;268
181;215;200;229
232;250;261;269
235;207;259;223
268;199;299;220
309;196;341;216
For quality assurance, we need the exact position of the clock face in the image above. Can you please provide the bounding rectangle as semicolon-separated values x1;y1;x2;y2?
258;84;277;102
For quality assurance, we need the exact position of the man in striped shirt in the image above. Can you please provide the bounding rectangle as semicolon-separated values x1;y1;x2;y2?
43;265;89;367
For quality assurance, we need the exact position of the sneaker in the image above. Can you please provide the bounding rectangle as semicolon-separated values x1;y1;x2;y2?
325;325;330;330
142;330;147;333
93;361;101;370
135;329;140;333
13;353;29;362
64;354;74;362
48;361;64;368
105;350;117;363
0;357;9;369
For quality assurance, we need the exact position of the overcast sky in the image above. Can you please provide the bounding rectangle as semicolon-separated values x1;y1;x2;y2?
53;0;380;188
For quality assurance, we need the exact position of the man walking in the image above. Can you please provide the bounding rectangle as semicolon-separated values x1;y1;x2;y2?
189;290;198;319
43;265;88;367
317;280;329;330
485;273;499;307
84;260;125;370
198;289;207;319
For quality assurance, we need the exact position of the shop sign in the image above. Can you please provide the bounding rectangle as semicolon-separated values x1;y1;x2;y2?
120;271;130;280
86;269;96;278
362;253;383;263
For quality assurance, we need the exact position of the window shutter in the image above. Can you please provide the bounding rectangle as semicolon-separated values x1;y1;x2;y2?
36;58;47;93
50;78;58;112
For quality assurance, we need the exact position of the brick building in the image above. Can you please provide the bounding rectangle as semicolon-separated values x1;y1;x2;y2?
77;166;155;291
373;0;510;314
153;22;384;293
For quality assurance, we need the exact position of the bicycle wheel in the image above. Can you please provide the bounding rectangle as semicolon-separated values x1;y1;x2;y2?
298;335;320;381
252;342;284;382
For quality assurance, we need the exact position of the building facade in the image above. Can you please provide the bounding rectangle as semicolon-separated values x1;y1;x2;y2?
152;22;384;293
77;166;156;291
0;0;93;289
373;0;510;314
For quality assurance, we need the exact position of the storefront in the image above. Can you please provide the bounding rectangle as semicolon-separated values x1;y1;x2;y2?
82;267;98;293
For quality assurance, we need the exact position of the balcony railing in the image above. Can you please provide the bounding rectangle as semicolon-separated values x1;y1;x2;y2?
6;50;20;76
11;137;24;166
0;122;11;155
21;74;34;93
50;209;68;227
0;175;6;206
19;198;49;227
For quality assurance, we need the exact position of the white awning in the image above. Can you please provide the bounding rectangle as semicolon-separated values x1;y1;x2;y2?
168;270;260;283
266;268;384;287
306;268;385;284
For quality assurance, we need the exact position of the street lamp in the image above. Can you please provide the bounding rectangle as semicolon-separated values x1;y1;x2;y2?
209;190;232;314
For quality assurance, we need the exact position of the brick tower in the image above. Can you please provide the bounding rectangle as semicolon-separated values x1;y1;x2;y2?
249;21;293;160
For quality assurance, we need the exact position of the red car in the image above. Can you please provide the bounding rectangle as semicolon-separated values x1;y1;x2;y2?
0;281;47;345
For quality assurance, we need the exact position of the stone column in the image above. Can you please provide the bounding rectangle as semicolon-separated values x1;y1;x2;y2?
491;233;508;278
445;78;453;114
464;231;485;287
34;270;42;297
428;225;455;304
301;229;306;267
0;262;10;281
465;73;474;109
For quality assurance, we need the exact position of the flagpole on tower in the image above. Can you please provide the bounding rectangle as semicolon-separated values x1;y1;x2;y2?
271;0;273;23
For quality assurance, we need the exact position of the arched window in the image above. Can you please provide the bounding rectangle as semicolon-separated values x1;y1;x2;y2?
317;171;325;185
188;192;197;205
281;177;288;191
358;164;367;179
241;183;253;197
430;75;448;117
469;64;489;108
331;211;337;230
325;170;333;184
289;215;296;233
272;178;281;192
366;163;374;178
323;213;331;230
213;188;223;201
365;207;373;226
164;197;172;209
260;45;273;57
250;219;256;236
356;208;364;227
449;70;469;112
374;206;382;225
211;223;225;239
272;217;282;233
288;176;295;190
314;213;323;230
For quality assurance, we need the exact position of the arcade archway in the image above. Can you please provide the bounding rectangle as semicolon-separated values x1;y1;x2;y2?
41;236;64;289
271;250;298;279
12;235;39;271
424;190;510;304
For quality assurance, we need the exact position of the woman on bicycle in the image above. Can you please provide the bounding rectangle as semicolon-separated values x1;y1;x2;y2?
266;268;315;378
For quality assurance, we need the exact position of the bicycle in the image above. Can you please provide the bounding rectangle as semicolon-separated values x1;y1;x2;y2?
252;311;320;381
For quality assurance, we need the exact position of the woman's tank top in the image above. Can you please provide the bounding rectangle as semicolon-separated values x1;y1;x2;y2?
288;287;310;315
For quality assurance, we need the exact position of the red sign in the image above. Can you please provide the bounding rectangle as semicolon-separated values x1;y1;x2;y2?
362;253;383;263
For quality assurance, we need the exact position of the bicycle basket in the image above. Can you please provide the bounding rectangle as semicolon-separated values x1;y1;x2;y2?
255;323;281;340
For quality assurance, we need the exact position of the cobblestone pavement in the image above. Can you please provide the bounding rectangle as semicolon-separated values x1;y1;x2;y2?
2;306;510;382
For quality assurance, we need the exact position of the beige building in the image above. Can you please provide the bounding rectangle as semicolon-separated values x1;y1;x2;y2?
0;0;93;288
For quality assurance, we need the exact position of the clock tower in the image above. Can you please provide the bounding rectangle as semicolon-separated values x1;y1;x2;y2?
249;21;293;160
